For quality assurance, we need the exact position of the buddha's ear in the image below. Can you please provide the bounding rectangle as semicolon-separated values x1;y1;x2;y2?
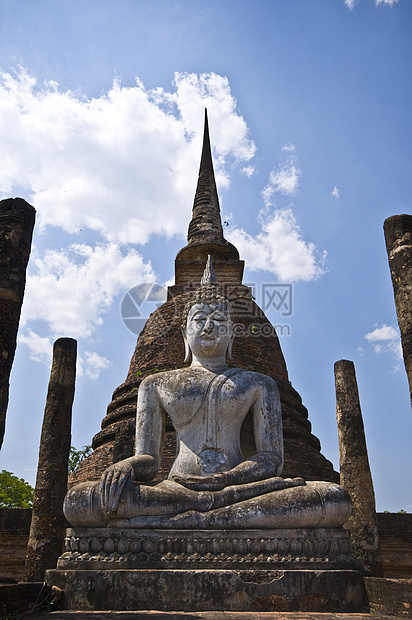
181;327;192;364
227;331;235;361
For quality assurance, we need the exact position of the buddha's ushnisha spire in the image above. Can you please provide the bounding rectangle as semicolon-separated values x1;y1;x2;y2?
187;109;224;245
200;255;218;286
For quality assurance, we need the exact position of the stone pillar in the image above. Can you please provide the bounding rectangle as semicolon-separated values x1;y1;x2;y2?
0;197;35;448
384;214;412;407
24;338;77;582
334;359;383;576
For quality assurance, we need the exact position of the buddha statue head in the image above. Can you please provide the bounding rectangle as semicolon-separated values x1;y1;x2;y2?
181;256;234;366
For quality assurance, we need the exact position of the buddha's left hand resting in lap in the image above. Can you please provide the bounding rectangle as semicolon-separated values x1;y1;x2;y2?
64;259;351;530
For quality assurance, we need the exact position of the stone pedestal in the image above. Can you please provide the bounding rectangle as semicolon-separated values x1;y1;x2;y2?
46;567;366;612
46;527;366;612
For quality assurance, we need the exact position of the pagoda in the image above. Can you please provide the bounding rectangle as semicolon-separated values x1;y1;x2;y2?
70;111;338;488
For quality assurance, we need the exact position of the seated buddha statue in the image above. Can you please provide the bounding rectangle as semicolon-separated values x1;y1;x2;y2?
64;258;351;530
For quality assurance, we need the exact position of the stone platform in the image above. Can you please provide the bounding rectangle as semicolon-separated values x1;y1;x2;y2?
22;613;409;620
46;528;366;612
56;527;358;571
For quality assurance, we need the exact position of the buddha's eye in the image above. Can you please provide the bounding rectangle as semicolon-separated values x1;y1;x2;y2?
213;313;227;321
191;314;206;328
191;313;206;322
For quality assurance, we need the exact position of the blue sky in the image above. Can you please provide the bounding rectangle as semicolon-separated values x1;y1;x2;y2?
0;0;411;512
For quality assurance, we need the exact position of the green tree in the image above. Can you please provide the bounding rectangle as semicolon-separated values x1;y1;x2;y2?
68;445;92;474
0;470;34;508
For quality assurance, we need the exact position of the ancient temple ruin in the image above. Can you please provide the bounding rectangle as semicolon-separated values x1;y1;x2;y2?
1;113;411;617
47;113;365;611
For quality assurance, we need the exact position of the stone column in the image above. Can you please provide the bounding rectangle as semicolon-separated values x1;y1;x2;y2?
24;338;77;582
384;214;412;407
0;197;35;448
334;359;383;576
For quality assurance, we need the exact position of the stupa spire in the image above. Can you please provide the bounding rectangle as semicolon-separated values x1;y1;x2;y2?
172;110;243;294
187;109;224;245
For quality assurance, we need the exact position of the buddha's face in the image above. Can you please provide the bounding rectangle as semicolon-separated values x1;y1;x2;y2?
185;302;232;360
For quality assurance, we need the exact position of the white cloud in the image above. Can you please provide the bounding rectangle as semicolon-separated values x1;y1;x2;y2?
262;163;300;207
1;68;259;364
365;324;402;361
0;68;256;358
228;154;325;282
0;68;255;245
376;0;398;6
171;73;256;164
21;243;156;339
366;324;399;342
163;276;176;289
3;68;325;352
228;208;326;282
262;150;301;210
84;351;111;380
331;186;340;199
344;0;360;8
345;0;398;7
18;328;111;380
240;166;255;178
18;328;52;363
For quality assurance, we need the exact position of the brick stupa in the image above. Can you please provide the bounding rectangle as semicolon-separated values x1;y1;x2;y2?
70;111;338;488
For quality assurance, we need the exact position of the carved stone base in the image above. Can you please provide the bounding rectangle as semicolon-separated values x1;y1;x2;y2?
45;568;367;611
56;527;359;571
47;527;366;611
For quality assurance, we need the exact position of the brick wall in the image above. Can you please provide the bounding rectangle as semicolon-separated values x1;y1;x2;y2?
0;508;31;581
377;512;412;579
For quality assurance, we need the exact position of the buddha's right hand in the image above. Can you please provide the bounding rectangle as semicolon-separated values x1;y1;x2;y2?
99;454;157;515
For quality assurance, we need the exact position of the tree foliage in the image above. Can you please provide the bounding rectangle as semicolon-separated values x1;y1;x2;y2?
0;470;34;508
0;445;92;509
68;445;92;474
